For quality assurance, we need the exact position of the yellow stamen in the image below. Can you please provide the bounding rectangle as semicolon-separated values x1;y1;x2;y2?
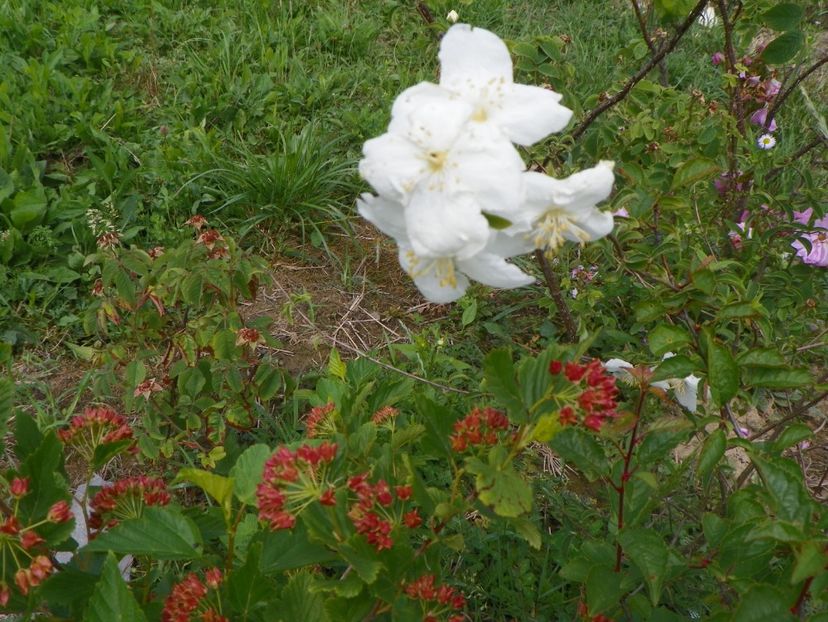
532;210;592;257
426;150;448;172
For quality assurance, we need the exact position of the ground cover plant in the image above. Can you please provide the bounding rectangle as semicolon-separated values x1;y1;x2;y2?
0;0;827;620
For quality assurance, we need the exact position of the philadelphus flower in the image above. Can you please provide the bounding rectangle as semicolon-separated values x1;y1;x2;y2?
603;354;701;413
358;24;614;302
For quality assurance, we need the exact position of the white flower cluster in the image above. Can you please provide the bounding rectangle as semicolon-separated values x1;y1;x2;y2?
357;24;616;303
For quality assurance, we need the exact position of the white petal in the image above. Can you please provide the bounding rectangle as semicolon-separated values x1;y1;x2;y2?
388;82;471;151
484;231;534;258
356;193;408;242
405;188;490;260
451;123;525;216
674;375;700;412
398;246;469;303
563;209;614;242
541;161;616;215
456;252;535;288
359;133;427;201
439;24;513;89
603;358;634;374
490;84;573;145
651;380;671;391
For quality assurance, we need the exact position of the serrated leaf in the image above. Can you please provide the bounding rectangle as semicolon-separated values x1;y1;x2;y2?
278;572;331;622
762;4;803;31
648;325;690;357
83;507;202;560
743;367;811;389
328;348;346;380
670;158;718;190
176;468;234;523
548;427;606;481
512;516;541;550
732;584;794;622
338;539;382;584
259;525;337;573
791;541;827;585
762;31;804;64
83;553;147;622
698;429;727;481
706;338;738;405
737;348;787;368
772;424;812;452
482;348;525;420
465;446;532;517
211;329;238;361
230;444;271;506
618;527;668;606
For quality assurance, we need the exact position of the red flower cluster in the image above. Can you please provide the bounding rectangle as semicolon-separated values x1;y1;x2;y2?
347;476;422;551
162;568;226;622
57;406;134;461
256;442;338;530
449;407;510;452
196;229;229;259
304;403;336;438
235;327;263;347
549;359;619;431
89;477;171;530
404;574;466;622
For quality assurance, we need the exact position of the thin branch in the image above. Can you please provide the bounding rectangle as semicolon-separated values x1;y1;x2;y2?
766;55;828;128
629;0;669;86
534;250;577;342
567;0;708;143
766;136;828;181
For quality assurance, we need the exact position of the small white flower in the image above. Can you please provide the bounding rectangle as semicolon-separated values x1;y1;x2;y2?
438;25;572;146
512;161;616;256
757;134;776;150
446;9;459;23
697;5;718;27
570;288;578;298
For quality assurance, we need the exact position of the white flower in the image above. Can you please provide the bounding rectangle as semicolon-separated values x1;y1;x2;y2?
446;9;459;23
359;83;525;259
512;161;615;255
438;24;573;146
697;5;718;27
603;355;701;412
757;134;776;150
357;193;534;302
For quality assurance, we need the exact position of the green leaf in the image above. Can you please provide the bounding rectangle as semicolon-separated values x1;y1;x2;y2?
83;507;202;560
751;455;811;523
548;427;607;481
176;468;234;523
254;364;283;401
618;527;668;606
732;584;795;622
230;444;271;506
482;348;525;420
83;553;147;622
10;187;47;230
259;526;337;573
465;445;532;517
278;572;330;622
761;4;803;31
328;348;346;381
697;429;727;481
706;338;738;405
648;325;690;357
737;348;787;368
670;157;718;190
92;440;135;470
791;541;827;585
512;516;542;550
743;367;811;389
0;377;13;440
651;355;697;382
211;329;238;361
717;301;766;322
482;212;513;230
772;423;812;452
762;31;804;64
586;565;626;614
636;418;694;464
227;543;273;616
338;538;382;584
461;298;478;327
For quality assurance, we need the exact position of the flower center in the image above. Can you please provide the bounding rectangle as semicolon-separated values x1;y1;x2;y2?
471;107;488;122
531;210;591;256
406;252;458;288
426;150;448;172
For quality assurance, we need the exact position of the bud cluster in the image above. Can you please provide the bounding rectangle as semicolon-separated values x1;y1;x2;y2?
162;568;226;622
0;479;72;605
256;442;338;530
304;403;336;438
346;475;422;551
449;407;510;453
57;406;135;462
549;359;619;431
89;476;171;530
404;574;466;622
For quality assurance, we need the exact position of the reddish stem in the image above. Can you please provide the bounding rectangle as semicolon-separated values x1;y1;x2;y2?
615;389;646;572
790;576;813;616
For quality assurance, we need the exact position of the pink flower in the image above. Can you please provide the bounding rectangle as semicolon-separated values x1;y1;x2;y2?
792;208;813;226
711;52;725;66
762;78;781;100
792;232;828;267
750;107;777;132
